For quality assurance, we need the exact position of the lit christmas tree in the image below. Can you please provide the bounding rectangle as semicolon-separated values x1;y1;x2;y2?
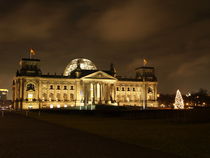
174;89;184;109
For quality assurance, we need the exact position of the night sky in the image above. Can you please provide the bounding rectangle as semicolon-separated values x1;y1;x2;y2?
1;0;210;98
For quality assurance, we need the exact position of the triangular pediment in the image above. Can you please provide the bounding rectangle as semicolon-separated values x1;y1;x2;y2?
81;71;117;80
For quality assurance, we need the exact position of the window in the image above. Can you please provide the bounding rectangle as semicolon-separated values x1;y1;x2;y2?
116;87;119;91
64;86;67;90
70;86;74;90
50;85;53;90
148;87;153;93
127;88;130;91
57;85;60;90
63;93;68;101
49;93;54;101
133;88;136;91
42;93;47;101
122;87;125;91
70;94;74;100
57;93;61;101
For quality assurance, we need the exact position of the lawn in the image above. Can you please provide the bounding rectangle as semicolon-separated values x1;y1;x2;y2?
24;111;210;158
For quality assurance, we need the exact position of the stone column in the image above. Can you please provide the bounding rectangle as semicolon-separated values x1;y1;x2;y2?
107;84;111;104
96;83;100;102
93;82;97;104
75;80;82;106
90;83;93;103
104;84;107;103
100;83;102;103
102;83;105;104
87;82;92;104
142;83;147;109
113;84;116;102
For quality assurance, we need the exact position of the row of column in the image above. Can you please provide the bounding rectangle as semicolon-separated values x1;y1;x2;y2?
83;82;116;105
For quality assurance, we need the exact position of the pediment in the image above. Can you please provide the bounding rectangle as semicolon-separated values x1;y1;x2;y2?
81;71;117;80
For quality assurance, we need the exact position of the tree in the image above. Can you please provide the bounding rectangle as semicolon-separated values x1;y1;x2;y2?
174;90;184;109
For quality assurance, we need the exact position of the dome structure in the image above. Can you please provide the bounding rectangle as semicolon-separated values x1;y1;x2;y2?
64;58;97;76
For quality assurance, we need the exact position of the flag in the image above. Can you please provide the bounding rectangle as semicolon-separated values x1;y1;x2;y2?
30;49;36;55
143;59;148;66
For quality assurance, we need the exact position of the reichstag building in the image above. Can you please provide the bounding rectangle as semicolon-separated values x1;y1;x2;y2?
13;57;158;109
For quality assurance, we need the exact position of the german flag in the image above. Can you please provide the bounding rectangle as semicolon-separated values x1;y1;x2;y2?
143;59;148;66
30;49;36;55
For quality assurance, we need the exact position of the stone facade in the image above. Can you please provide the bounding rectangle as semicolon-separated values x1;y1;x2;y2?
13;58;158;110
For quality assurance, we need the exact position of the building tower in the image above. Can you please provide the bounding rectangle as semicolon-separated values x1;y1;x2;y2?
135;66;157;109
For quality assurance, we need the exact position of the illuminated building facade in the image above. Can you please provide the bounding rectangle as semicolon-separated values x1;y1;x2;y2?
13;57;158;110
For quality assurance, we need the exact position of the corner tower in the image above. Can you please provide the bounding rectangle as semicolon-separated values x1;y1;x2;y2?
17;58;42;76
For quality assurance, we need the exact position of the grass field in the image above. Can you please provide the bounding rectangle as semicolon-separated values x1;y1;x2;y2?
23;110;210;158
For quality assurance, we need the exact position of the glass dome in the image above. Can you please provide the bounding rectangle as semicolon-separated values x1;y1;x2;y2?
64;58;97;76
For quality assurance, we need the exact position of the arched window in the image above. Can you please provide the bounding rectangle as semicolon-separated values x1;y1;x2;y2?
147;87;154;100
42;93;47;101
70;93;74;101
148;87;153;93
49;93;54;101
57;93;61;101
117;95;122;101
63;93;68;101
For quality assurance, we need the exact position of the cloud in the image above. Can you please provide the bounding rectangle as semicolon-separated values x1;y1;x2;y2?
170;54;210;78
0;0;210;97
0;2;68;42
92;0;194;42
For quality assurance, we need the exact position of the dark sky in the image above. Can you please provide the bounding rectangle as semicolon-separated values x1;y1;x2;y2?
1;0;210;98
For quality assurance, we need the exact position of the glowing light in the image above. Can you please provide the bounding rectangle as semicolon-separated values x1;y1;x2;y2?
186;92;191;97
174;89;184;109
28;93;33;101
0;89;8;92
64;105;67;108
160;104;165;107
50;104;54;109
57;104;60;108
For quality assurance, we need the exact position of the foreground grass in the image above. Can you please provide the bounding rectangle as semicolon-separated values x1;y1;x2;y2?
25;111;210;158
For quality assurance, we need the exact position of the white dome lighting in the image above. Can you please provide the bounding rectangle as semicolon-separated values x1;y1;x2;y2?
64;58;97;76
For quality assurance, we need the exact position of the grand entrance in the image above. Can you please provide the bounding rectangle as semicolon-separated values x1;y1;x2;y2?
83;82;116;105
